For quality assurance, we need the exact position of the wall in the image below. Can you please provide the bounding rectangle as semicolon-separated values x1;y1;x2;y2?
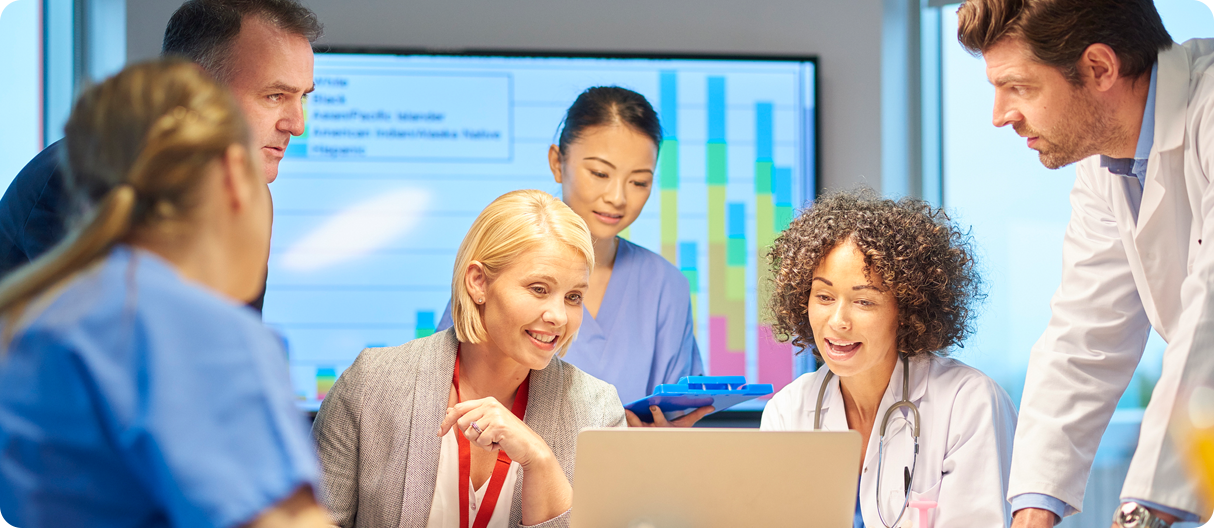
126;0;887;196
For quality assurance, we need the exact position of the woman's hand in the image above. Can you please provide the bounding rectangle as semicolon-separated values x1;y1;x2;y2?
438;397;571;525
438;397;554;468
624;405;715;428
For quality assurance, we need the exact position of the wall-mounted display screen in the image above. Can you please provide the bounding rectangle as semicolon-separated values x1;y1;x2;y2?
265;51;817;410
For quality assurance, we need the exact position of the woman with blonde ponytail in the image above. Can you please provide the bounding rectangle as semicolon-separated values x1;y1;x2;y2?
0;60;330;528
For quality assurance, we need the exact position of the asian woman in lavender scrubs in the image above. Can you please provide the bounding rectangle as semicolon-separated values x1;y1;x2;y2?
439;86;707;426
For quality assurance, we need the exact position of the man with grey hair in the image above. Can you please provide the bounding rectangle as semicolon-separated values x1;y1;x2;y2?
0;0;320;305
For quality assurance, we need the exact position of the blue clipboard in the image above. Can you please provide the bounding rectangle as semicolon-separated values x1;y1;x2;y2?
623;376;773;423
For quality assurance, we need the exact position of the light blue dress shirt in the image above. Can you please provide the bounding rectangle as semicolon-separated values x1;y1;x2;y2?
1012;63;1199;524
0;246;318;528
438;237;704;404
1098;62;1157;193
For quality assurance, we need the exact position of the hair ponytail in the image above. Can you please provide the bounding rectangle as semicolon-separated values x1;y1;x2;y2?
0;59;248;343
0;186;135;337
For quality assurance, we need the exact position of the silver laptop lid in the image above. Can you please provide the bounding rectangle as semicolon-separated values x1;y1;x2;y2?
571;428;861;528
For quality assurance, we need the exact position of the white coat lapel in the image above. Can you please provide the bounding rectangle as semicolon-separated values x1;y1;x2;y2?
1132;44;1194;337
1135;44;1188;231
816;371;850;432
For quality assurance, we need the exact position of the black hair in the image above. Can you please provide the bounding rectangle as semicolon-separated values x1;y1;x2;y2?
767;188;984;358
161;0;322;81
557;86;662;155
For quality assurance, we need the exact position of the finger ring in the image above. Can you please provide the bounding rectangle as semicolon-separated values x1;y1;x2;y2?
470;421;482;434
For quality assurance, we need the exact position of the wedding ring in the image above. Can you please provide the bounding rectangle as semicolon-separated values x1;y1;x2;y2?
470;421;482;434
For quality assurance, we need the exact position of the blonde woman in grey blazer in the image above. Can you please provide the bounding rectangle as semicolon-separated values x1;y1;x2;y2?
313;190;626;528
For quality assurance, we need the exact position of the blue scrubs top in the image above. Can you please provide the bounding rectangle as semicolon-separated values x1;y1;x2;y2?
439;237;703;404
855;493;865;528
0;246;318;528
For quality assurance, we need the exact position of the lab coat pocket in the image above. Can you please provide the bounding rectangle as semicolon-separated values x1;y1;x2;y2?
893;480;941;528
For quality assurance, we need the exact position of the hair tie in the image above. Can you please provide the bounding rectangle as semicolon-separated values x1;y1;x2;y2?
112;183;137;199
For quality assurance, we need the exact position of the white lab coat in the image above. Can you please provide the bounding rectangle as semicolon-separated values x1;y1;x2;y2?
761;355;1017;528
1010;39;1214;520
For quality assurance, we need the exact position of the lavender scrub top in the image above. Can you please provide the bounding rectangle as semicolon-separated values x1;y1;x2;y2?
438;237;703;404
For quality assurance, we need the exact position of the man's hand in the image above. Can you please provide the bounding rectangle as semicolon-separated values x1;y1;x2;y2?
1012;507;1058;528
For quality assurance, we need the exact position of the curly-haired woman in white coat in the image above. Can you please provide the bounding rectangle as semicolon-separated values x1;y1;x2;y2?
760;190;1016;528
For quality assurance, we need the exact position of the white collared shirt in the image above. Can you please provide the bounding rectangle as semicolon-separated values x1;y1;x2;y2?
426;428;521;528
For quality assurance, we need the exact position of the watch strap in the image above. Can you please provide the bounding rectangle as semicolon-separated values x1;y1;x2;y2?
1116;502;1172;528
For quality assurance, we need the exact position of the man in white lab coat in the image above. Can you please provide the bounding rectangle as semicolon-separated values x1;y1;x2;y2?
957;0;1214;526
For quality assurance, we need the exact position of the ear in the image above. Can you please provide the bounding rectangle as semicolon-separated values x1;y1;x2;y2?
464;260;488;305
548;144;564;184
1079;43;1121;92
219;143;253;211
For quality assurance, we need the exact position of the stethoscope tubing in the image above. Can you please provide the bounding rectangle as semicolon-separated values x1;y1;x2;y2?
813;354;921;528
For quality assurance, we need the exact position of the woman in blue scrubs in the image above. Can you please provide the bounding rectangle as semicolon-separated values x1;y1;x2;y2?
0;61;328;528
440;87;706;425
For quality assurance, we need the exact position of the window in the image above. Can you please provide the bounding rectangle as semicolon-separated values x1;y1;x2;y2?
0;0;42;192
0;0;126;192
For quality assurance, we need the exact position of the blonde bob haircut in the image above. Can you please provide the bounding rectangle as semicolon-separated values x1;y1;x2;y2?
450;189;594;357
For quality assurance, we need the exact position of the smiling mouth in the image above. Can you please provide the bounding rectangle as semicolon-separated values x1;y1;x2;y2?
592;211;623;224
823;337;861;357
526;329;558;345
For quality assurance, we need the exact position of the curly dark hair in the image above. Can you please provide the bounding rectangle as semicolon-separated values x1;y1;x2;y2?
766;189;983;358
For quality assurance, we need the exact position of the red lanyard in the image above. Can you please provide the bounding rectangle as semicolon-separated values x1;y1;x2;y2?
452;346;530;528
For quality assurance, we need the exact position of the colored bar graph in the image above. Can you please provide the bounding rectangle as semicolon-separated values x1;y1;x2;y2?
659;71;680;264
758;325;793;392
706;76;746;377
774;167;794;232
755;103;776;252
755;102;793;390
679;241;699;324
726;203;747;352
316;367;337;400
416;310;436;339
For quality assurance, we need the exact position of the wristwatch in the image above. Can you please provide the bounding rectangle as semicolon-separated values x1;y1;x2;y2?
1115;502;1172;528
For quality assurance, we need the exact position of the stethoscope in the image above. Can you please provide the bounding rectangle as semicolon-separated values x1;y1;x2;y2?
814;354;921;528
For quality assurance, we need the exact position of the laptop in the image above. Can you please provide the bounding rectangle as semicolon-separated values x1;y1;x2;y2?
571;428;861;528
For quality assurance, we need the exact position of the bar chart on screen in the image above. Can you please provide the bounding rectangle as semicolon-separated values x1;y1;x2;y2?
264;53;815;410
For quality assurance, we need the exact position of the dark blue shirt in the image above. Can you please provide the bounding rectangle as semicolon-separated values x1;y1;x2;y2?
0;141;67;277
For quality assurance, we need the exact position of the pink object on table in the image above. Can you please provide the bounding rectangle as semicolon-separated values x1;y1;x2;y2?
908;500;938;528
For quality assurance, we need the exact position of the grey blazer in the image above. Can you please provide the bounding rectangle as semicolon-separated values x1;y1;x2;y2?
312;328;626;528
